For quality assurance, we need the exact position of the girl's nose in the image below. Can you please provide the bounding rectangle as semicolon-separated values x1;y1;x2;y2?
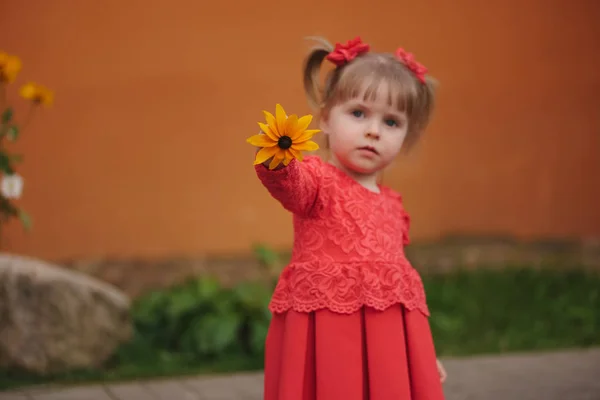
365;120;381;139
365;127;380;139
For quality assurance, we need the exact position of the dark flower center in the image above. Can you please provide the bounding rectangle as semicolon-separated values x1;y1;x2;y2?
278;136;292;149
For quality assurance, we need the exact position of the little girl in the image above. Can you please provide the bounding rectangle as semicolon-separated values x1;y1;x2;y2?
251;36;446;400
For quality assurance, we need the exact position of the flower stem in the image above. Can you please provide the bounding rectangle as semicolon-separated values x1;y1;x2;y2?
18;103;37;133
0;85;8;140
0;83;6;111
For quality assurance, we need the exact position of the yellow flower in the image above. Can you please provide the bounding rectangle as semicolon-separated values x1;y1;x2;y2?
246;104;320;170
0;52;22;83
20;82;54;106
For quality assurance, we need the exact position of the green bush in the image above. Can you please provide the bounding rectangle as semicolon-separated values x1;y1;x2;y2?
128;275;275;362
113;243;282;368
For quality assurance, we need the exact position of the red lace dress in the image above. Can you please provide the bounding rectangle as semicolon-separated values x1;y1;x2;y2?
256;156;444;400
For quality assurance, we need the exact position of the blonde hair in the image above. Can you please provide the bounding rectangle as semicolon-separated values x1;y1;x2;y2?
302;36;437;150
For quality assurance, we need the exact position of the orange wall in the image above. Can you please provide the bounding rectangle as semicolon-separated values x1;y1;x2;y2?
1;1;599;261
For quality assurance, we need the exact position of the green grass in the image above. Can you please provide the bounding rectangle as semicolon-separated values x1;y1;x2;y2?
1;266;599;391
426;266;599;355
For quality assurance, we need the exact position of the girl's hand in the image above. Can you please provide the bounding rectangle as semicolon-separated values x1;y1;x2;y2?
437;359;447;383
253;131;285;170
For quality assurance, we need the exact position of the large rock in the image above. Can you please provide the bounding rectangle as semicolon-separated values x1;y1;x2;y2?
0;253;132;375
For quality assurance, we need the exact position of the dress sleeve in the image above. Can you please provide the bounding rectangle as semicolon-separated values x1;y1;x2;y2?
389;189;411;245
254;156;323;217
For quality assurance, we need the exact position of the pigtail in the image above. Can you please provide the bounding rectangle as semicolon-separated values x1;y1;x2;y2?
302;36;334;110
417;75;438;132
403;75;439;152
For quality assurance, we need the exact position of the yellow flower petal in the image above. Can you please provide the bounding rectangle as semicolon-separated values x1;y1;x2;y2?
263;110;276;128
295;129;321;143
290;115;313;139
292;140;319;152
288;147;303;162
284;114;298;137
254;146;279;165
275;104;287;135
20;83;35;99
246;134;277;147
269;151;285;170
258;122;278;140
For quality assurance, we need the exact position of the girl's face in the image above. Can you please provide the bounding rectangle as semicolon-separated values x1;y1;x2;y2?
320;84;409;178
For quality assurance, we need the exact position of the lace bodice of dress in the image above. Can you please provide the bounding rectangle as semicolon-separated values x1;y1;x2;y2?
255;156;429;317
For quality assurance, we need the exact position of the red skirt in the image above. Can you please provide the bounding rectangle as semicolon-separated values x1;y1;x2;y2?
264;305;445;400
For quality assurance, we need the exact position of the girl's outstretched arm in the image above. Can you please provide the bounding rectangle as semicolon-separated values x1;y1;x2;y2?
254;154;323;218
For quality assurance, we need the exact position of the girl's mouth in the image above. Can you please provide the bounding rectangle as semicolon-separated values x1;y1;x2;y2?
358;146;379;155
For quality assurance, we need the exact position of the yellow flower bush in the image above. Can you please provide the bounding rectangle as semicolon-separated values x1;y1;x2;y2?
20;82;54;106
0;52;21;83
0;51;54;232
247;104;320;170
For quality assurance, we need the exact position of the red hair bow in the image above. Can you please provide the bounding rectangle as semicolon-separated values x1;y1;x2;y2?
395;48;428;83
326;36;370;66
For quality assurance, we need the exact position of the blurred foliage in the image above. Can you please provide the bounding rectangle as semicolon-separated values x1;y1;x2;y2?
427;266;600;355
128;274;274;361
1;245;599;390
252;242;285;279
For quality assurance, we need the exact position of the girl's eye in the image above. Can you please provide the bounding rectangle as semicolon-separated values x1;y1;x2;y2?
351;110;364;118
385;119;398;127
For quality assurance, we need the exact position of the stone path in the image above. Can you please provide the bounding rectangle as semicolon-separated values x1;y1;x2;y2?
1;348;599;399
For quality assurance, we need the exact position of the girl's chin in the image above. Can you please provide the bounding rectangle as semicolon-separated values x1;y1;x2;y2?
340;158;384;176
